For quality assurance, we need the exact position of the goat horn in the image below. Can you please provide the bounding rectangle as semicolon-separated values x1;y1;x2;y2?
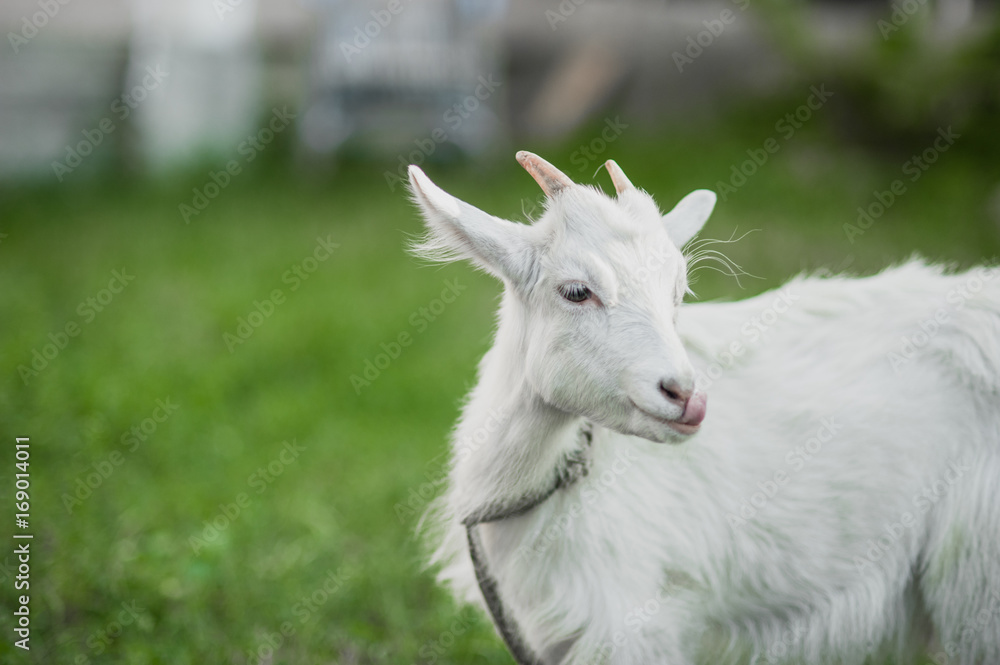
516;151;573;197
604;159;634;195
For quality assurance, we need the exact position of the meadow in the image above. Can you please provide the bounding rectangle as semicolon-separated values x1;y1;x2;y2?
1;103;998;664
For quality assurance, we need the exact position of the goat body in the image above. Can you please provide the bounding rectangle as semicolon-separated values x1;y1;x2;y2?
408;152;1000;665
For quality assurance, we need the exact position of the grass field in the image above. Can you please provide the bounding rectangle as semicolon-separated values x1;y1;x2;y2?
1;104;998;664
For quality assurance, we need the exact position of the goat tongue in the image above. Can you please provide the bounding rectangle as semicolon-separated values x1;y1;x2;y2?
679;392;707;426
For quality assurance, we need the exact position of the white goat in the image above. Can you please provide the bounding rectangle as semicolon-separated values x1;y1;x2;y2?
407;152;1000;665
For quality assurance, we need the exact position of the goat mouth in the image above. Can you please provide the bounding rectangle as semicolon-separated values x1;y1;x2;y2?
630;402;702;436
665;420;700;435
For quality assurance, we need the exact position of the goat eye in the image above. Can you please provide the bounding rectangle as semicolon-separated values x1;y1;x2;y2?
559;283;591;303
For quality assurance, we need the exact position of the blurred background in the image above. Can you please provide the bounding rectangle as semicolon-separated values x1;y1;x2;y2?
1;0;999;662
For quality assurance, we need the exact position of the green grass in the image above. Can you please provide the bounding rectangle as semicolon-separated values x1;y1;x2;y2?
0;106;997;664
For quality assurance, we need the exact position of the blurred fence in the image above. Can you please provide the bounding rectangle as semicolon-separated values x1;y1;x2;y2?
0;0;993;182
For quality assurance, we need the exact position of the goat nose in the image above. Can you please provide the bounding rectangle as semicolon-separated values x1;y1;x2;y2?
659;380;708;426
659;380;692;408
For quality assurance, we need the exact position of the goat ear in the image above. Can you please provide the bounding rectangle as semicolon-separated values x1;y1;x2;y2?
408;165;536;285
663;189;716;248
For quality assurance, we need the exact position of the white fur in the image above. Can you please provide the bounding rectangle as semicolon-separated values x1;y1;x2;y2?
408;158;1000;665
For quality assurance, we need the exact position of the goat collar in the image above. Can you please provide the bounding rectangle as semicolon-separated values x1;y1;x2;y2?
463;422;593;665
